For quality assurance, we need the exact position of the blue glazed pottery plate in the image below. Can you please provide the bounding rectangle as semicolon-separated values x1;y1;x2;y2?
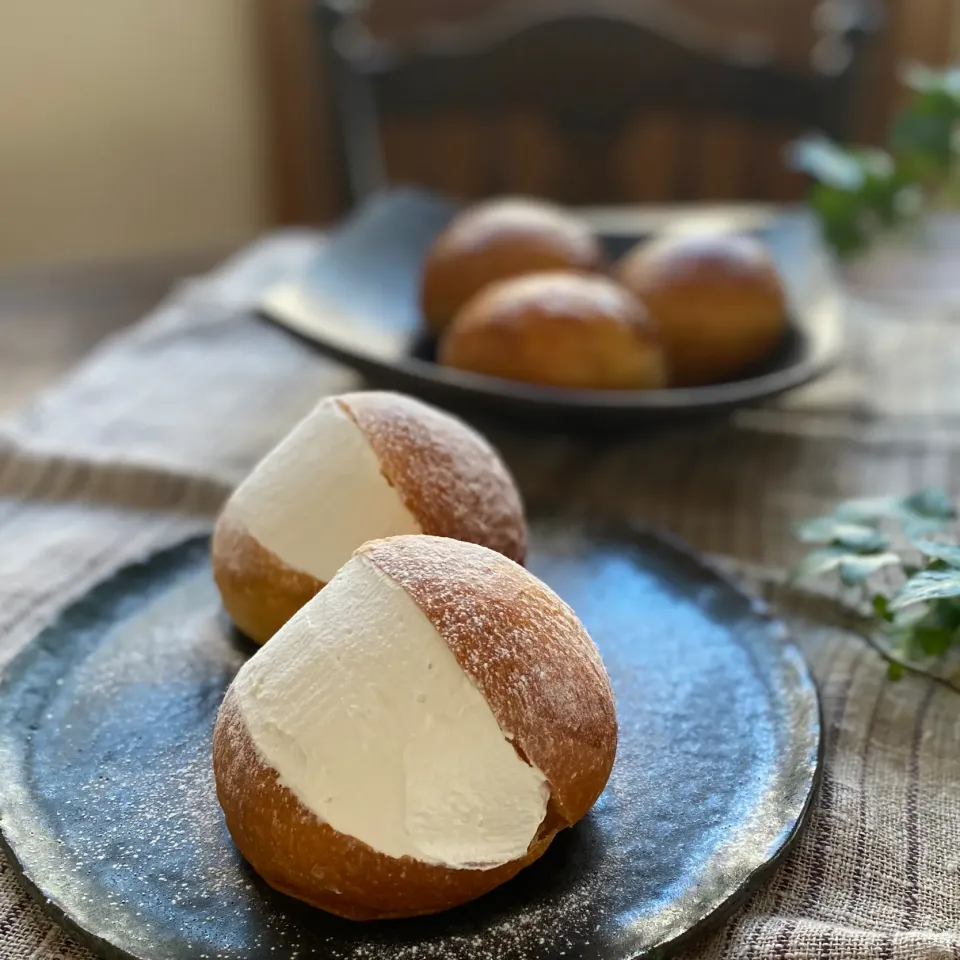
0;518;820;960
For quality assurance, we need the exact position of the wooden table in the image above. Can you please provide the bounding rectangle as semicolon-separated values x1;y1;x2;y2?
0;252;228;415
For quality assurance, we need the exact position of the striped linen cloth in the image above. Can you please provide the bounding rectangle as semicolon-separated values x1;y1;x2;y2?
1;233;958;960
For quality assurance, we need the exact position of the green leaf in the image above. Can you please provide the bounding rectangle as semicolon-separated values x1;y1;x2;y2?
808;184;870;256
838;552;902;586
788;135;866;190
794;518;889;552
793;516;844;543
890;111;954;175
891;569;960;609
827;490;955;532
834;497;900;524
901;488;956;522
900;521;955;541
931;597;960;631
836;527;891;553
914;626;956;657
857;150;910;225
791;546;850;582
887;660;904;681
901;64;960;105
913;539;960;567
872;594;895;622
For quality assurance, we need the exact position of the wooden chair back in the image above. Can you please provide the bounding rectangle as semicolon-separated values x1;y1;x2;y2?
317;0;881;206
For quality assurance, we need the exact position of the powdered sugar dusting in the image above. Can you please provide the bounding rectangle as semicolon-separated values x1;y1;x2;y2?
2;523;819;960
227;554;550;868
359;535;617;823
340;392;526;565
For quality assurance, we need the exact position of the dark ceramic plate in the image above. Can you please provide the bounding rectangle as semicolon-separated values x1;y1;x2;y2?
260;189;842;426
0;519;821;960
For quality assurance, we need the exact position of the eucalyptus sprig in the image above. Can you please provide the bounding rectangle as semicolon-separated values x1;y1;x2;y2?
791;489;960;680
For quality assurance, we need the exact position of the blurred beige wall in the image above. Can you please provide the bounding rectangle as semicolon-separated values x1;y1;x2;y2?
0;0;270;268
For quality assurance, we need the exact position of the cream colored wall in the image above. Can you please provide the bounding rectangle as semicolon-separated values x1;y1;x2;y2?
0;0;270;268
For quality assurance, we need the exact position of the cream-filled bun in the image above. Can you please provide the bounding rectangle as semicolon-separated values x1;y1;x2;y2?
212;392;526;645
213;535;618;920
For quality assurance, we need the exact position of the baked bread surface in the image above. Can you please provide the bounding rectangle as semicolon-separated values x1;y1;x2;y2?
212;391;527;644
617;233;786;386
213;535;617;919
339;392;526;564
421;198;604;334
439;271;666;390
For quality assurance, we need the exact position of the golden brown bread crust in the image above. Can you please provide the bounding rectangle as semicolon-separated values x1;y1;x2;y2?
212;391;525;644
421;198;604;335
438;271;667;391
212;536;616;919
616;233;787;387
213;687;562;920
211;513;324;646
338;392;526;565
359;535;618;824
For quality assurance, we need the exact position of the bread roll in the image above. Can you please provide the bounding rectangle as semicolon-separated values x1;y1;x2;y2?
212;392;525;645
616;232;787;387
213;535;618;920
438;271;667;390
421;197;604;334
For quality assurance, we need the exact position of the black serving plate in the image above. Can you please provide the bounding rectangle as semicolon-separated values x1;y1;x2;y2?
0;518;821;960
259;189;842;427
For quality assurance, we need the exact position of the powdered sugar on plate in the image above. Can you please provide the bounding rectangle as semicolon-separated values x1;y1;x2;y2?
0;521;820;960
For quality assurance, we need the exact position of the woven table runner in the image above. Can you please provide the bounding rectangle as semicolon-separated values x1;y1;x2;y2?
1;233;958;960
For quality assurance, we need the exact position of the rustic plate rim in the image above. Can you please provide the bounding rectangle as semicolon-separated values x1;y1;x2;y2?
0;521;823;960
257;188;843;420
260;305;840;414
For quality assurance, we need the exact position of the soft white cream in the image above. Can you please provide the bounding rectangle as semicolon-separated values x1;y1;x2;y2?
232;556;550;869
227;399;420;582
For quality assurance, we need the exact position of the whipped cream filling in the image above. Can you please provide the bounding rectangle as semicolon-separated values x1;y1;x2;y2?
227;399;421;583
232;555;550;868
